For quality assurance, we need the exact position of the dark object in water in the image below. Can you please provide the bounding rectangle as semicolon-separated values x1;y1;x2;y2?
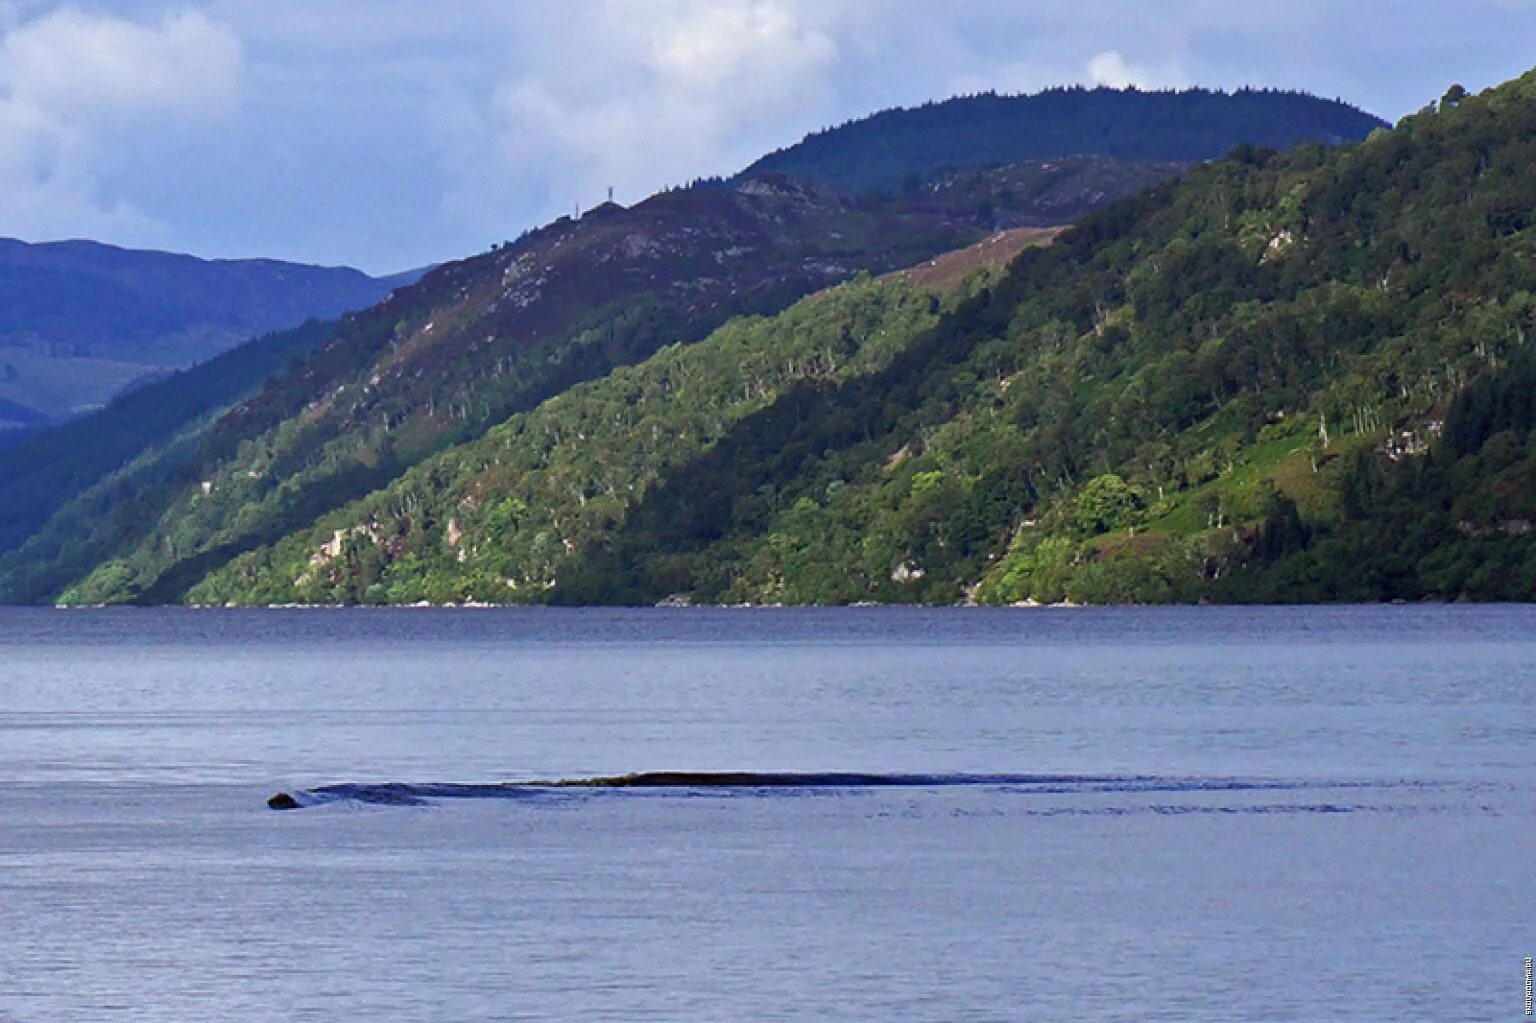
265;772;1377;810
265;772;1142;810
557;771;960;787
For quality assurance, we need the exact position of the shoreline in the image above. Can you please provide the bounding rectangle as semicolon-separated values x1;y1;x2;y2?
40;597;1465;611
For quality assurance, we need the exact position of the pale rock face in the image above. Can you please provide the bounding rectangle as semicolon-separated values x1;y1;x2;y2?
310;528;350;566
1261;229;1296;264
736;178;801;199
619;234;663;261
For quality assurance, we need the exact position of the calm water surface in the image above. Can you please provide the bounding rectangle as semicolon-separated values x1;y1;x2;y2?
0;605;1530;1021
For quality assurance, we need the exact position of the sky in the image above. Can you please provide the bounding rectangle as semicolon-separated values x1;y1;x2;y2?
0;1;1533;275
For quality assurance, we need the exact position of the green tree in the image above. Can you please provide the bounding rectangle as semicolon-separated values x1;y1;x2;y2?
1071;474;1143;536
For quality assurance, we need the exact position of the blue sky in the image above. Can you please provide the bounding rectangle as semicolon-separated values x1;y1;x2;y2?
0;1;1532;274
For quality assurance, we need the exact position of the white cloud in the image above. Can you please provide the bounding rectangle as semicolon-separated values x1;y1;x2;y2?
1086;50;1187;90
641;0;838;95
443;0;846;227
0;7;241;244
0;8;239;116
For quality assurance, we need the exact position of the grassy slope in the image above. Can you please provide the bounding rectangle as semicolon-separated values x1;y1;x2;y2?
707;73;1536;606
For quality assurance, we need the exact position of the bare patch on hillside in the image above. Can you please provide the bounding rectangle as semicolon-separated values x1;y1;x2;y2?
896;227;1064;293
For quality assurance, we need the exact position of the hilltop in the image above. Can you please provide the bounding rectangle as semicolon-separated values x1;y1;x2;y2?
736;86;1388;195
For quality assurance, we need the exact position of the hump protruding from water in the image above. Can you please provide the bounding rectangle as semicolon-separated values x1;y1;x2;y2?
264;772;1376;810
266;772;1011;809
550;771;1017;788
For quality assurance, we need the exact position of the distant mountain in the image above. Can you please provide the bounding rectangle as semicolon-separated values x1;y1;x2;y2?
0;238;419;422
736;86;1388;195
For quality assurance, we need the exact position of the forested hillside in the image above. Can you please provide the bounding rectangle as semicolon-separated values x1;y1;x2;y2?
736;86;1386;195
0;156;1144;604
179;272;984;606
0;80;1442;606
0;319;337;598
175;71;1536;606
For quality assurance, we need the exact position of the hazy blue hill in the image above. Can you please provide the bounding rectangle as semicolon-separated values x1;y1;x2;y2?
0;238;418;420
736;86;1388;195
0;238;404;360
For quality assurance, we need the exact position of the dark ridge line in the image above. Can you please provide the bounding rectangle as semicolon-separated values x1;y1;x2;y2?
265;772;1396;811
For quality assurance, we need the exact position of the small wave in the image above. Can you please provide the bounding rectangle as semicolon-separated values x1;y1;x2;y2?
265;772;1397;810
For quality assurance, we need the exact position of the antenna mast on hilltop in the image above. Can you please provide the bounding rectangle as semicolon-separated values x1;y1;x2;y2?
608;186;614;203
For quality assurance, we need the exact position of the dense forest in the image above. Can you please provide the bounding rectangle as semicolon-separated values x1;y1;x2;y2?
737;86;1386;196
168;71;1536;606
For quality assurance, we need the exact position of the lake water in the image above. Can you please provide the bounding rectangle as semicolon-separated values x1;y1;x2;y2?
0;605;1530;1021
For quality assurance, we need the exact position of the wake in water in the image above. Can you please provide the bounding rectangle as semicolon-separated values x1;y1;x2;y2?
265;772;1392;810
